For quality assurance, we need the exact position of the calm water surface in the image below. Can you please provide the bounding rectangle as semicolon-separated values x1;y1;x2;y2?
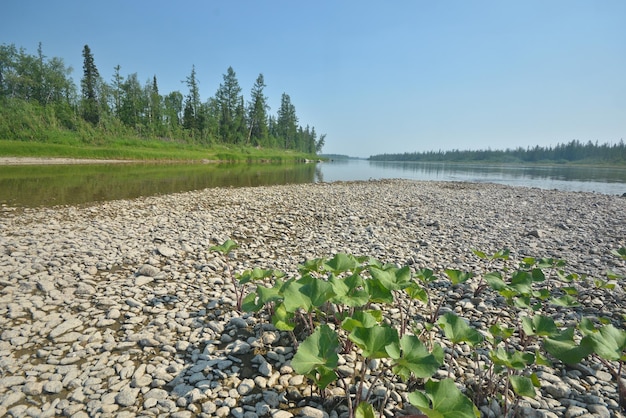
320;160;626;195
1;159;625;207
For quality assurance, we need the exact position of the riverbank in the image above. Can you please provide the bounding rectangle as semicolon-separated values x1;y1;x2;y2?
1;180;625;417
0;140;317;164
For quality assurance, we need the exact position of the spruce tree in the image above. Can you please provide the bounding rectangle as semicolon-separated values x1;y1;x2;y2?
183;65;200;131
247;73;269;146
111;65;123;117
215;66;244;143
80;44;100;125
276;93;298;149
149;75;162;131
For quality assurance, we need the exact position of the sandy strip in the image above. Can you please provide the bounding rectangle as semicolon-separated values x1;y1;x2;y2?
0;157;135;165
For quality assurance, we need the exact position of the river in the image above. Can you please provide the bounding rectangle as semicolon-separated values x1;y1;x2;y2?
1;159;625;207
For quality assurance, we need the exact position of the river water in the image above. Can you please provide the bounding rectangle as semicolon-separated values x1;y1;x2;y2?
1;159;625;207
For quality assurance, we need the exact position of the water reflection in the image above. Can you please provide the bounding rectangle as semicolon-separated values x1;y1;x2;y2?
0;162;317;207
370;161;626;184
320;160;626;195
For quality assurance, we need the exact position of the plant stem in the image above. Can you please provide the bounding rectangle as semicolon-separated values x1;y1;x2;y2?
355;358;368;409
338;377;354;418
503;369;511;417
364;365;390;402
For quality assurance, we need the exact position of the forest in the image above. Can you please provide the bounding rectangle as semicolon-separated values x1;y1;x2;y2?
0;43;325;154
370;140;626;164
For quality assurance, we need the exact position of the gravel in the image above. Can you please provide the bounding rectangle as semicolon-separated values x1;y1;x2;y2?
0;179;625;417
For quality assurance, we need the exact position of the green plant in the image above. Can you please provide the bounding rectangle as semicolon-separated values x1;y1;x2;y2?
210;239;286;311
242;253;449;417
221;242;626;417
408;378;480;418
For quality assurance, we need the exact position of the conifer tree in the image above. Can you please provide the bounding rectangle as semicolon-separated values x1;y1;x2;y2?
183;65;200;131
215;66;245;143
276;93;298;149
80;44;100;125
148;75;162;130
247;73;269;146
111;65;124;117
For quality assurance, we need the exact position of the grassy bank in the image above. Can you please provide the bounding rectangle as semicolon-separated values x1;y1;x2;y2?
0;139;317;162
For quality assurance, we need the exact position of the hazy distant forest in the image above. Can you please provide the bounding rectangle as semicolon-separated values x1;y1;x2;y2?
0;43;325;153
370;140;626;164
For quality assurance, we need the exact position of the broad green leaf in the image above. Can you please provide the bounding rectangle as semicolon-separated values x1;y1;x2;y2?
543;328;593;364
522;314;558;337
355;402;376;418
561;286;579;296
405;282;428;303
386;335;442;380
490;347;534;370
370;265;412;291
579;317;596;335
364;278;394;304
510;375;536;398
256;278;285;306
328;273;369;307
281;276;312;312
349;324;399;359
324;253;359;274
532;288;551;300
596;277;617;288
492;249;510;260
408;378;480;418
510;270;533;294
282;275;333;312
473;248;509;260
484;272;508;291
500;288;520;300
271;303;295;331
611;247;626;260
582;322;626;361
522;256;536;267
301;275;335;308
529;267;545;283
513;295;531;309
488;324;515;343
445;269;474;285
550;295;581;308
291;325;339;390
437;312;483;346
298;257;326;274
341;310;381;332
535;349;552;367
313;366;337;390
241;292;263;312
209;239;238;254
537;258;566;269
472;249;487;259
416;268;437;283
236;267;282;284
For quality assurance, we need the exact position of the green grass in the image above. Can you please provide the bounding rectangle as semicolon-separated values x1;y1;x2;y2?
0;139;317;162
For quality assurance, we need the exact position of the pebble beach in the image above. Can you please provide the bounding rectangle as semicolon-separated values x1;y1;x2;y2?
1;179;625;418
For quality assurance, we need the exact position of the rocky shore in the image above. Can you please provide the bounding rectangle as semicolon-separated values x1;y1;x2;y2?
1;179;625;418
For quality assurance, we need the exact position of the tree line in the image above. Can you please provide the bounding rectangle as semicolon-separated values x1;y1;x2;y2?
0;42;325;154
370;140;626;164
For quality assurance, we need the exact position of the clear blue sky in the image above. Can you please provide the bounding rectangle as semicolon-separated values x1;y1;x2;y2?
2;1;625;157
